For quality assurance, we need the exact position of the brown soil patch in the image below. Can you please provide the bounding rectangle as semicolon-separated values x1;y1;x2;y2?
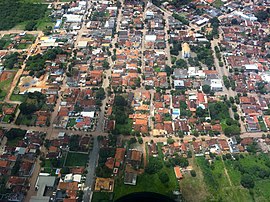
0;71;14;82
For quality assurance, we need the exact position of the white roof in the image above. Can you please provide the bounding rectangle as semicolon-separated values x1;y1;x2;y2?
196;18;209;25
40;42;58;47
81;111;95;118
145;35;156;41
73;174;82;182
146;11;154;16
63;14;83;22
106;6;117;10
77;41;88;48
174;80;184;86
245;64;258;70
211;79;223;87
64;174;73;182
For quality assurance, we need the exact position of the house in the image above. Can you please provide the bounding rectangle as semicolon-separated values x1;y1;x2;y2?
94;178;114;192
218;139;230;151
127;149;142;169
173;69;188;79
114;148;125;168
174;166;183;180
19;161;34;177
30;176;56;202
210;79;223;91
174;80;185;89
124;172;137;186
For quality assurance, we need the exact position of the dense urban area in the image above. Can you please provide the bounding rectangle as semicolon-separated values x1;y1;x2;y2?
0;0;270;201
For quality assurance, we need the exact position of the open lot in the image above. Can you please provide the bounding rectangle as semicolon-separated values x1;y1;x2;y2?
15;114;37;126
92;192;113;202
65;152;89;167
0;71;15;101
180;154;270;202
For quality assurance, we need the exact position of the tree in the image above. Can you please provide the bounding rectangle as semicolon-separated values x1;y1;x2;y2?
255;10;270;22
170;156;189;167
175;59;188;69
60;167;70;175
196;107;206;117
138;137;143;144
202;85;211;94
95;88;105;100
167;138;175;144
231;18;239;25
25;20;37;31
19;103;37;115
159;172;170;184
5;128;26;140
224;125;241;137
190;170;196;177
114;95;127;106
145;157;163;174
102;61;110;69
241;174;254;189
128;137;137;145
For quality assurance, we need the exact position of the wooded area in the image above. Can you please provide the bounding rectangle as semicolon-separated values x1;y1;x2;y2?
0;0;47;30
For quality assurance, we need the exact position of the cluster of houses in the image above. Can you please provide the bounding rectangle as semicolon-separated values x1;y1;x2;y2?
125;88;224;137
0;33;36;50
94;138;143;192
0;129;44;201
53;88;98;130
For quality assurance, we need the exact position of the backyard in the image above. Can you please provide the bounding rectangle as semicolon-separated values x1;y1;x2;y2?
65;152;89;167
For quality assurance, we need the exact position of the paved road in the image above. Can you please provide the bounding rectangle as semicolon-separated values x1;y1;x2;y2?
83;136;99;202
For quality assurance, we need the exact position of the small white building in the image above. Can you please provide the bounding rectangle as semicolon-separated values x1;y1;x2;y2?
210;79;223;91
244;64;258;72
145;35;157;42
77;41;88;48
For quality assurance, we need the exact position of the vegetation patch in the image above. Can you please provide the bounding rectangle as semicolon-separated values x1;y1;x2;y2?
65;152;89;167
0;0;47;30
0;72;15;101
92;192;113;202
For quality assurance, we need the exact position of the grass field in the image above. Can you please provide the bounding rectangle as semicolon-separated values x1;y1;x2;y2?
6;136;21;147
16;43;30;49
197;156;254;202
212;0;224;8
0;75;15;101
15;113;37;125
11;6;53;31
10;94;27;102
92;192;113;202
65;152;89;167
67;118;77;127
2;115;12;123
180;156;208;202
254;180;270;201
188;154;270;202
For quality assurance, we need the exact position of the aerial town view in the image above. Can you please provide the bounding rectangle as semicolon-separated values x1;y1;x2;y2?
0;0;269;201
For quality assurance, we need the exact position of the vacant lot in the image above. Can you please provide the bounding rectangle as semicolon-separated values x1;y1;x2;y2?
65;152;89;167
92;192;113;202
185;154;270;202
180;156;208;202
0;71;15;101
